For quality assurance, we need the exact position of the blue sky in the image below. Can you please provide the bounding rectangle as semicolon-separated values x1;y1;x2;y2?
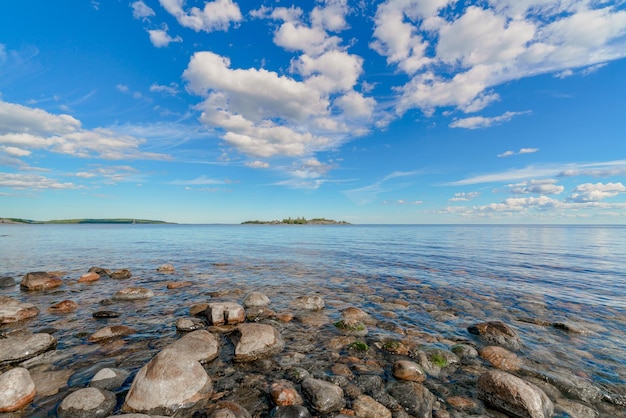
1;0;626;224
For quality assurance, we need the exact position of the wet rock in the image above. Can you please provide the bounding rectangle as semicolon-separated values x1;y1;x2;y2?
301;377;345;414
243;291;271;307
446;396;481;413
123;348;213;415
353;394;392;418
0;367;36;413
477;370;554;418
30;369;73;397
57;387;117;418
540;372;603;404
468;321;521;351
110;269;132;279
157;263;175;272
207;400;252;418
246;306;276;322
207;301;246;325
555;398;599;418
0;332;57;365
88;267;111;277
92;310;121;318
176;317;206;332
290;295;325;311
334;318;368;336
89;367;131;391
270;380;304;406
167;329;219;364
190;303;209;316
232;323;284;362
392;360;426;382
78;272;100;283
341;306;371;322
88;325;136;342
354;374;384;396
48;300;78;313
0;276;16;288
0;296;39;324
387;381;435;418
167;281;193;289
414;348;459;378
113;287;154;301
20;271;63;291
286;367;310;383
479;346;522;372
270;405;312;418
451;344;478;359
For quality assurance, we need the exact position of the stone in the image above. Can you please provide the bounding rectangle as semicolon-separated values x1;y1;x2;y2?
20;271;63;291
341;306;370;321
0;296;39;324
113;287;154;301
92;311;120;318
176;317;206;332
206;301;245;325
88;325;136;342
122;348;213;415
31;369;74;397
48;300;79;313
555;398;599;418
271;405;312;418
451;344;478;358
301;377;345;414
243;291;271;307
468;321;521;351
110;269;132;279
166;281;193;289
78;272;100;283
446;396;481;413
387;381;435;418
246;306;276;322
479;346;522;372
352;394;392;418
166;330;219;364
290;295;325;310
89;367;131;391
190;303;209;316
392;360;426;382
157;264;175;272
88;267;111;276
540;372;603;404
270;380;304;406
0;276;16;288
477;370;554;418
57;387;117;418
0;367;36;413
0;332;57;365
334;318;368;336
207;401;252;418
231;323;284;362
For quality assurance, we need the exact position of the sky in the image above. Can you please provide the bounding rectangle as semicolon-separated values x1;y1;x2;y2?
1;0;626;224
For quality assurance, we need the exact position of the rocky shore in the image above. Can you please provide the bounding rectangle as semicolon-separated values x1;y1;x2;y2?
1;266;625;417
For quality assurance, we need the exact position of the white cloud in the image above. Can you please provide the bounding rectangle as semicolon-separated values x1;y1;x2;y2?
335;91;376;119
449;191;480;202
131;0;155;20
169;175;226;186
159;0;242;32
0;145;31;157
0;172;80;190
498;147;539;157
293;50;364;94
150;82;180;95
509;179;564;195
116;84;130;93
147;27;182;48
246;160;269;169
450;110;530;129
568;182;626;202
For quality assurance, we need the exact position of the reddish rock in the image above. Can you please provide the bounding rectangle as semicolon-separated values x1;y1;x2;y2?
468;321;521;351
20;272;63;291
166;281;193;289
0;367;36;412
392;360;426;382
157;264;176;272
78;272;100;283
447;396;480;412
89;325;136;342
270;381;304;406
48;300;78;313
478;370;553;418
190;303;209;316
206;301;245;325
110;269;132;279
0;296;39;324
352;394;392;418
479;346;522;372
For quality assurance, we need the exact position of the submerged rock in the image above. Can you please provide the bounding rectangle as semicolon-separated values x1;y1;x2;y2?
301;377;345;414
113;287;154;301
0;276;16;288
207;400;252;418
387;381;436;418
57;387;117;418
157;263;175;273
271;405;312;418
176;317;206;332
0;332;57;365
20;271;63;291
468;321;521;351
0;367;36;413
232;323;284;362
78;272;100;283
110;269;132;280
393;360;426;382
353;394;392;418
48;300;78;313
0;296;39;324
88;325;136;342
270;380;304;406
290;295;325;311
479;346;522;372
89;367;131;391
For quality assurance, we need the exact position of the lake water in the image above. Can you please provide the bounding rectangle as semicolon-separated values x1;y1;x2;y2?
1;224;626;415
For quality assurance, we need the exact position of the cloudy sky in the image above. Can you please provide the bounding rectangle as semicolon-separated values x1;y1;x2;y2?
1;0;626;224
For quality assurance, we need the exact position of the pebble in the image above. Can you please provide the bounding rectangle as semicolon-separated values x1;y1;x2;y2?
157;263;176;272
0;296;39;324
387;381;436;418
0;276;16;288
20;271;63;291
48;300;79;313
352;394;392;418
0;367;36;413
207;400;252;418
166;281;193;289
270;405;312;418
479;345;522;372
112;287;154;301
392;360;426;382
0;332;57;364
78;272;100;283
88;267;111;276
88;325;136;342
110;269;132;279
270;380;304;406
57;387;117;418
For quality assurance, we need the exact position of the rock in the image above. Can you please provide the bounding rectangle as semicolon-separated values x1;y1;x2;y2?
301;377;345;414
555;398;599;418
353;394;392;418
157;264;175;272
392;360;426;382
477;370;554;418
57;387;117;418
290;295;325;310
334;319;368;336
166;330;219;364
166;281;193;289
89;367;131;391
31;369;74;397
190;303;209;316
270;380;304;406
479;346;522;372
446;396;481;413
78;272;101;283
0;367;36;412
123;349;213;415
176;317;206;332
243;291;271;307
246;306;276;322
271;405;312;418
540;372;603;404
20;271;63;291
0;296;39;324
0;332;57;365
414;348;459;378
0;276;16;288
88;325;136;342
207;401;252;418
110;269;132;279
92;310;120;318
451;344;478;359
387;381;435;418
113;287;154;301
231;323;284;362
48;300;79;313
341;306;370;321
468;321;521;351
89;267;111;276
206;301;246;325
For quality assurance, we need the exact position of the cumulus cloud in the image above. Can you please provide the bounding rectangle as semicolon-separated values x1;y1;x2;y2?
159;0;242;32
568;182;626;202
131;0;155;20
449;191;480;202
509;179;564;195
0;172;80;190
246;160;269;169
450;110;530;129
147;27;182;47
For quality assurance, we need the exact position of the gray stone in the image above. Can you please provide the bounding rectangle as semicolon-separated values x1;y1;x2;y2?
207;401;252;418
166;329;219;364
540;372;603;404
290;295;325;310
231;323;284;362
451;343;478;358
110;269;132;279
0;367;36;413
243;291;271;307
387;381;435;418
468;321;521;351
301;377;345;414
271;405;312;418
0;276;16;288
113;287;154;301
89;367;131;391
57;387;117;418
20;271;63;291
206;301;246;325
175;317;206;332
31;369;74;397
0;296;39;324
88;325;136;342
0;332;57;365
353;394;392;418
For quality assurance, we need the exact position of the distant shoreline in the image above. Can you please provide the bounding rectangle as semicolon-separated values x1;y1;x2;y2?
0;218;171;225
242;217;350;225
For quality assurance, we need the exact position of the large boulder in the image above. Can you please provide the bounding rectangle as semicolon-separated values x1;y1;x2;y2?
477;370;554;418
0;296;39;324
468;321;521;351
301;378;345;414
0;367;36;412
122;348;213;415
231;323;284;362
57;387;117;418
243;291;271;307
166;330;219;364
20;271;63;291
206;301;245;325
0;332;57;365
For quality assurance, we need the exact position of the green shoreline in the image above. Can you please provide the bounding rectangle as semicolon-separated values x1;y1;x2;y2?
241;217;349;225
0;218;171;224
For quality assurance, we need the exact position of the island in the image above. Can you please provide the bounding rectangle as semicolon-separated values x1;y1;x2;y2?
241;217;350;225
0;218;171;224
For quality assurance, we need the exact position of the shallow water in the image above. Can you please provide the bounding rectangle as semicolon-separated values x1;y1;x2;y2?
1;224;626;416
